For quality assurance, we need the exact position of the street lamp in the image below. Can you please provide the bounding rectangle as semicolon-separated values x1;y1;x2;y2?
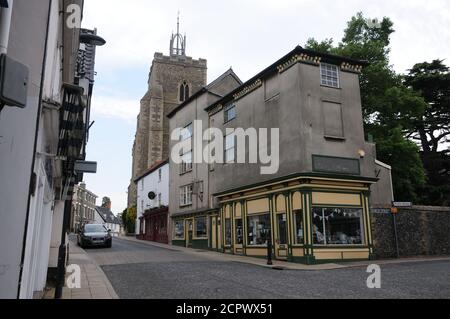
79;33;106;46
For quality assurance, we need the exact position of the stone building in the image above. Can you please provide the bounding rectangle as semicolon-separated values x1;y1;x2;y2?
168;46;394;264
70;183;98;232
128;19;207;207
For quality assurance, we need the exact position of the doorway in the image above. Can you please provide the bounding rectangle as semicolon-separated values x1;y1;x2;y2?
275;213;288;260
186;219;193;248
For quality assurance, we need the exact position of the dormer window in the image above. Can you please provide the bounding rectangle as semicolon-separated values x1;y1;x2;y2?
179;81;190;102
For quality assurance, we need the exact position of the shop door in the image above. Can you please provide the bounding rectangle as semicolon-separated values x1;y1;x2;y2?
211;216;217;250
275;213;288;260
186;219;193;248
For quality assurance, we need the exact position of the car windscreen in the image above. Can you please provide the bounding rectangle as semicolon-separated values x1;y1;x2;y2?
84;225;106;233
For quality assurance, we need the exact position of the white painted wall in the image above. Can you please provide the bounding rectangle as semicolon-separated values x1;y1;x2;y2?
135;163;169;234
0;0;53;299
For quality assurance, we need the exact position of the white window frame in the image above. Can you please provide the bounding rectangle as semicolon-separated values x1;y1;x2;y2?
224;103;236;123
320;63;340;88
180;184;193;207
224;133;235;163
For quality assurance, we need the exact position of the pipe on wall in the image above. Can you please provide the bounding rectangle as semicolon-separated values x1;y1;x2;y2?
0;0;13;54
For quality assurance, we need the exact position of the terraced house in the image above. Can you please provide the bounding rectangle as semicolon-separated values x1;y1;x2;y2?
168;45;393;264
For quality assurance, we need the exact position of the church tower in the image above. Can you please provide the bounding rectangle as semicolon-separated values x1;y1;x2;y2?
128;17;207;207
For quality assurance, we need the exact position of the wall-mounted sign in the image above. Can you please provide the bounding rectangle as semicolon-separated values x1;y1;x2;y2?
393;202;412;207
74;161;97;174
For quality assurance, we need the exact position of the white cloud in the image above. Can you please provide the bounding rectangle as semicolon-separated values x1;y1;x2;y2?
90;94;139;122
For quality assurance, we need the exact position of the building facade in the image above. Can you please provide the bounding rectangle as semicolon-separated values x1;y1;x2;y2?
168;46;393;264
168;69;243;249
70;183;98;232
95;205;122;238
0;0;103;298
127;21;207;208
135;160;170;244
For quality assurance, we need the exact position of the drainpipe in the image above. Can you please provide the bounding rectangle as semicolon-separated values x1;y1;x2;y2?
0;0;13;54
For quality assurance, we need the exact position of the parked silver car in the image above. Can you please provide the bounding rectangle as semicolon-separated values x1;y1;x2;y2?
77;224;112;248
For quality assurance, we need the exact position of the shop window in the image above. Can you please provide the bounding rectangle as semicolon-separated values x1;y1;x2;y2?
174;220;185;239
277;214;287;245
294;210;304;244
247;214;271;246
195;217;207;238
312;207;364;245
225;219;232;246
235;219;243;245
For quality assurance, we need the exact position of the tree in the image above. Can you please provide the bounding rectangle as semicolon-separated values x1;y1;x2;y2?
121;208;128;228
102;197;111;208
375;128;426;202
305;12;427;203
404;60;450;205
125;206;137;234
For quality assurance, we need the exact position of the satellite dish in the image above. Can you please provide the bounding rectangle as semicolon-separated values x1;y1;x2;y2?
148;192;156;200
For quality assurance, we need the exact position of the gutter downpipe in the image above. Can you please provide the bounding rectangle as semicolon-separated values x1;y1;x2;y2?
0;0;13;54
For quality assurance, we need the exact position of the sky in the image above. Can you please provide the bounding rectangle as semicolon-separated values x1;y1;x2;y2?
81;0;450;215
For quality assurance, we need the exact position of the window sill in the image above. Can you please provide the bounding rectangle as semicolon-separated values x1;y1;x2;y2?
246;245;269;248
224;118;236;125
320;85;341;90
265;93;280;103
313;245;367;248
179;204;193;208
179;169;193;176
324;135;346;142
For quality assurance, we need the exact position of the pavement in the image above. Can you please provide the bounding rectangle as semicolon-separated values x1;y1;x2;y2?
43;240;119;299
82;236;450;299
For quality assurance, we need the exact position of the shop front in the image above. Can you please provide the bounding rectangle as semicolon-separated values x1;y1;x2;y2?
139;207;169;244
171;211;216;250
213;174;377;264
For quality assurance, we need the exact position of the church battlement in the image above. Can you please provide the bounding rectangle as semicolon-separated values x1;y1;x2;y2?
154;52;207;68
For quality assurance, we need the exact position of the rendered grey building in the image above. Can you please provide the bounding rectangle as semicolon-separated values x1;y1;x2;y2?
168;46;393;263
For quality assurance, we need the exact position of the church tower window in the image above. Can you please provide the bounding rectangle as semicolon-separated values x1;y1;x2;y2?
180;81;190;102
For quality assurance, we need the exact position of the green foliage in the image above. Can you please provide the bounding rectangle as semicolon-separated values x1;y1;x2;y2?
124;206;137;234
304;12;438;204
404;60;450;205
102;197;111;207
376;128;426;202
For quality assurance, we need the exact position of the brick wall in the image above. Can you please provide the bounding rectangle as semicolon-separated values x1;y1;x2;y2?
371;206;450;259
